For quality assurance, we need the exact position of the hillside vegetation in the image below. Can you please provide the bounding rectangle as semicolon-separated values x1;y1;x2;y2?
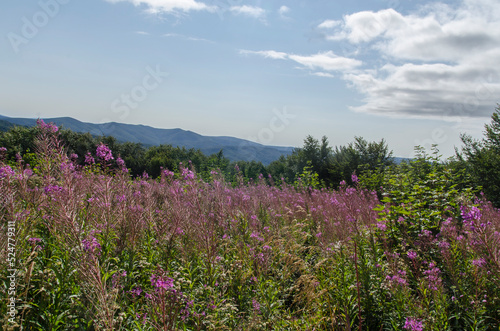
0;107;500;330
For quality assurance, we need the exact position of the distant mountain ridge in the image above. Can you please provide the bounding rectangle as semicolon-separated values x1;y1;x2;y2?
0;114;295;164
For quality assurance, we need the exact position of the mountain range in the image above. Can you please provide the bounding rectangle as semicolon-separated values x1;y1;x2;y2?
0;114;295;165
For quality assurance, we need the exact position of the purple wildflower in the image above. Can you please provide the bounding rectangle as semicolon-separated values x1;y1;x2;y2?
252;299;261;313
0;165;15;178
36;119;58;132
129;287;142;297
82;237;101;255
44;185;63;195
407;250;418;260
60;161;75;172
351;174;358;183
438;241;450;249
116;157;128;172
150;274;174;290
163;169;174;177
28;237;43;250
96;143;114;162
250;232;264;241
181;168;195;180
116;157;125;168
29;237;42;244
424;262;442;291
85;152;95;165
404;317;423;331
387;270;407;286
461;205;482;222
472;258;486;268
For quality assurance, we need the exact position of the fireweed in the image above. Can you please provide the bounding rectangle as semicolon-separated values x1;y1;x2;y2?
0;122;499;330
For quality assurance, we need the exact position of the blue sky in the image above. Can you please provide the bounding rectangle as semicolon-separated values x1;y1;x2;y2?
1;0;499;158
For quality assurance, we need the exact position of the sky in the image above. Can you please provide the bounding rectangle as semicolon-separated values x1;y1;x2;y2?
1;0;499;159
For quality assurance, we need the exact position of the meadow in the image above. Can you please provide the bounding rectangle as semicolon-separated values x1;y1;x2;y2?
1;121;499;330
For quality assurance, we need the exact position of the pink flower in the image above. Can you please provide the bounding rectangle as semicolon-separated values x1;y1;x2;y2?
85;152;95;165
250;232;264;241
129;287;142;297
423;263;442;291
404;317;423;331
0;165;15;178
407;250;418;260
116;157;125;168
36;119;58;132
96;143;114;162
82;237;101;255
252;299;261;313
472;258;486;268
461;205;482;222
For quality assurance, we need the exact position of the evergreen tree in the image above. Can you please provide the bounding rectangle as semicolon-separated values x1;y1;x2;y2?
457;105;500;206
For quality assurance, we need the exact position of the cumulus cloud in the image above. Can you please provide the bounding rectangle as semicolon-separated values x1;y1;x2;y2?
104;0;212;14
316;0;500;119
230;5;265;19
240;49;362;72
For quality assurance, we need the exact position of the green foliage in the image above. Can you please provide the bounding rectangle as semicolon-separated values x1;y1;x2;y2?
330;136;394;187
0;125;233;179
268;135;394;188
370;146;476;243
0;125;40;162
457;105;500;207
0;119;17;132
295;162;322;189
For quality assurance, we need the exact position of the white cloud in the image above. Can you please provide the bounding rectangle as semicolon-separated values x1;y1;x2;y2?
230;5;265;19
318;9;405;43
104;0;212;14
318;0;500;119
240;50;288;60
278;5;290;19
278;5;290;15
312;72;334;78
135;31;150;35
317;19;341;29
240;49;362;72
289;51;362;71
164;33;213;43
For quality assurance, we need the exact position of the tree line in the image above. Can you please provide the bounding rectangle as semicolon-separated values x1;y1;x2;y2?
1;106;499;206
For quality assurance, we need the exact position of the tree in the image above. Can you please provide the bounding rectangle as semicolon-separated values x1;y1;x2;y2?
330;137;394;186
457;105;500;206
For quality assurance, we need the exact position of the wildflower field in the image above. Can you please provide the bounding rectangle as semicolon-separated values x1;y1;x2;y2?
1;122;500;330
